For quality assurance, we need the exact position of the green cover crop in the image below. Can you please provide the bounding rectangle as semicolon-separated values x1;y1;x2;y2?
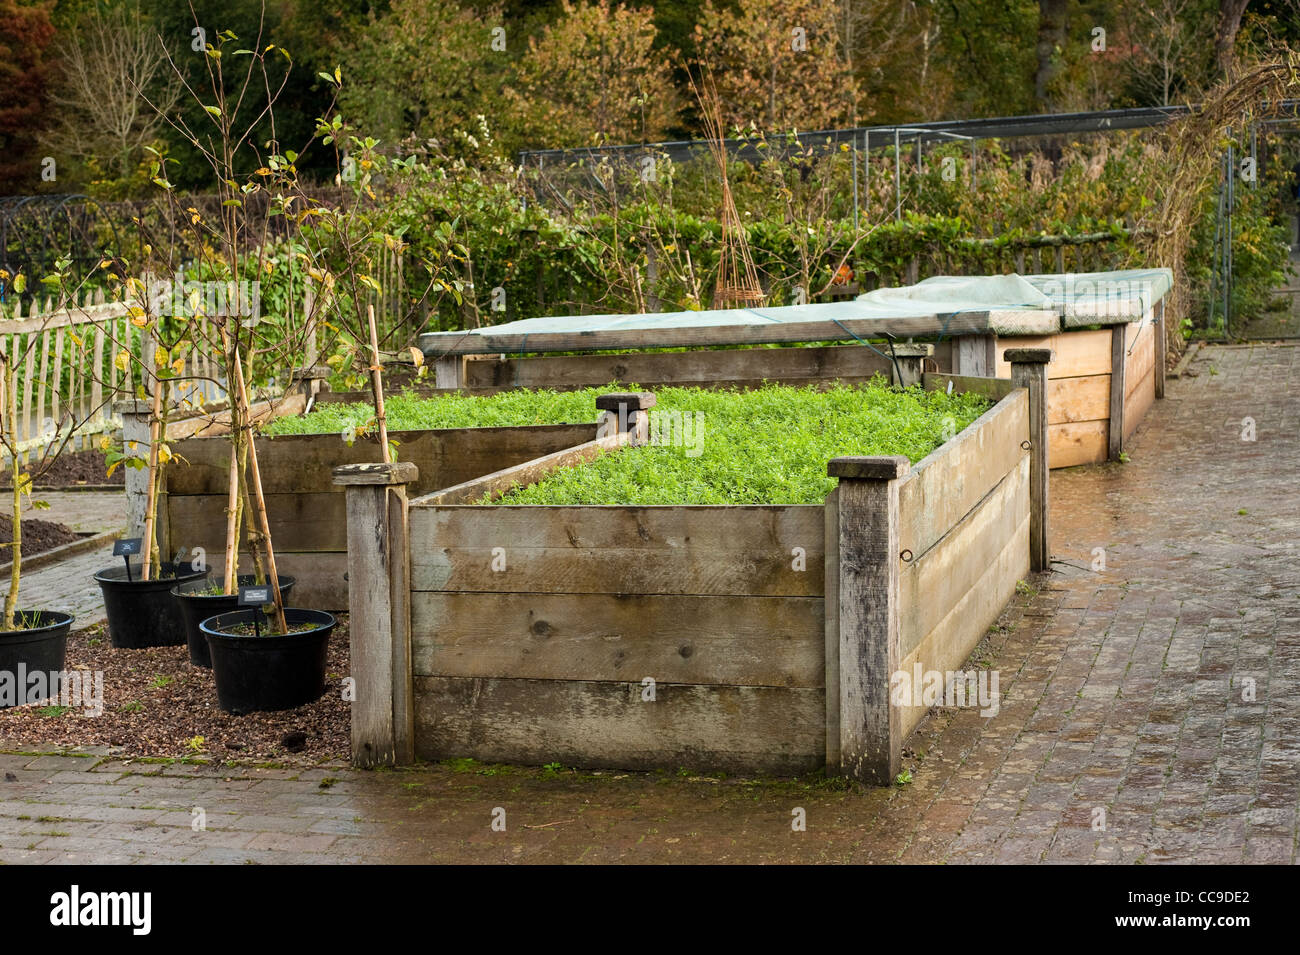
495;380;990;506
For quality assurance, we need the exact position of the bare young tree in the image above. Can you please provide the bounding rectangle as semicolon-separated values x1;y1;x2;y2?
1123;0;1214;106
41;2;182;182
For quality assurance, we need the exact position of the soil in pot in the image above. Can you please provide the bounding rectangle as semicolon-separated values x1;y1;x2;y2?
201;608;336;715
0;611;73;708
94;561;207;649
172;574;297;668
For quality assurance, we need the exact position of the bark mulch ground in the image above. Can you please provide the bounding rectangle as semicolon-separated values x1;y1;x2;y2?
3;450;124;488
0;617;351;764
0;516;83;560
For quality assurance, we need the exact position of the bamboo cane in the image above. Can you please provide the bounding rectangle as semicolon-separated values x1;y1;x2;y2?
139;369;164;582
367;304;390;463
4;361;19;631
222;430;240;594
230;347;287;633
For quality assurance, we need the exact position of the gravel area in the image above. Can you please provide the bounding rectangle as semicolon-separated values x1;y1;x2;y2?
0;616;351;764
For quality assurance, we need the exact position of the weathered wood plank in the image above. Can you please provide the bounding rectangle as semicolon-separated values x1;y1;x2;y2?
413;677;825;774
994;328;1111;379
897;508;1029;739
1124;360;1156;444
1124;326;1155;404
412;592;824;687
409;505;825;596
168;491;348;551
166;423;596;495
413;430;627;505
0;301;127;335
1047;373;1109;425
1048;420;1108;468
464;344;895;390
953;334;996;376
419;307;1060;357
823;485;840;772
922;372;1016;400
168;391;307;440
897;389;1028;561
900;457;1029;659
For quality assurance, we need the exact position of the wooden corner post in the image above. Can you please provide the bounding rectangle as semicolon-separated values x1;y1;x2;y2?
827;455;909;785
1107;324;1126;461
333;461;419;768
891;343;933;388
1007;348;1053;572
1153;299;1166;400
115;399;152;541
595;391;656;446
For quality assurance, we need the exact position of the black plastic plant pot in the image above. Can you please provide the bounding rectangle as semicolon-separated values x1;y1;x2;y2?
201;608;335;715
0;611;73;709
93;561;207;649
171;575;297;668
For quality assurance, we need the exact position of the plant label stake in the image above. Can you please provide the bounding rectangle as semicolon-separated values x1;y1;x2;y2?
238;585;272;637
114;538;142;582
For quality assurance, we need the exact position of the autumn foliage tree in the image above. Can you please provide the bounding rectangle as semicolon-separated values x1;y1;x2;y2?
339;0;506;150
0;0;56;193
694;0;853;132
507;0;681;147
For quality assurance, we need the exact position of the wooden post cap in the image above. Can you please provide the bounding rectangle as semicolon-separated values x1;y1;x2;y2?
595;391;657;412
290;364;332;382
827;455;911;480
332;462;419;486
1003;347;1054;364
112;399;152;416
891;343;934;358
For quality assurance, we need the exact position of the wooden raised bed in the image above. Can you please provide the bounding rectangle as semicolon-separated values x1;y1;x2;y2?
339;357;1054;782
405;275;1168;471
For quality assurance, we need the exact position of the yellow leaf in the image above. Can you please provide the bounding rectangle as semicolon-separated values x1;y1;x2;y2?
154;348;169;368
115;351;130;372
171;357;185;375
157;444;172;464
407;346;424;368
13;274;26;294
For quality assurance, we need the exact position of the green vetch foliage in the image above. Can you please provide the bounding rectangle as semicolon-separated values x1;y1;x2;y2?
492;380;991;506
263;386;612;436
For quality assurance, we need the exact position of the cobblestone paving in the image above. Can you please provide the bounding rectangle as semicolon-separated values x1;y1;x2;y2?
11;545;118;627
0;344;1295;863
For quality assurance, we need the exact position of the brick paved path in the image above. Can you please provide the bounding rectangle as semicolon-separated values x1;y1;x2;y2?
8;490;125;626
0;344;1295;863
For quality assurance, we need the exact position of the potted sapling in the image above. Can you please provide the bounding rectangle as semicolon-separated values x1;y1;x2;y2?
92;277;206;647
0;270;118;703
151;31;334;711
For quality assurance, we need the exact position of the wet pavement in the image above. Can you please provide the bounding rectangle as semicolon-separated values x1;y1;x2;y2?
1;343;1296;863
